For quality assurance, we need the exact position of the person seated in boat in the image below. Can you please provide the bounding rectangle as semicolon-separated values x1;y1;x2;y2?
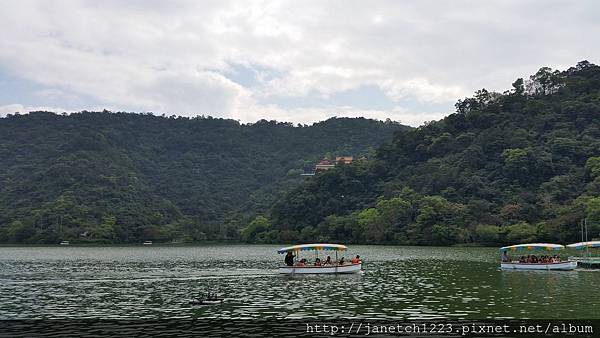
323;256;332;265
295;258;307;267
314;258;321;266
338;257;345;265
351;255;361;264
502;251;510;262
284;251;295;266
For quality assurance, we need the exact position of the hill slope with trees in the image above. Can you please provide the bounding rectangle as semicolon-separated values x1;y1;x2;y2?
0;113;405;243
259;61;600;245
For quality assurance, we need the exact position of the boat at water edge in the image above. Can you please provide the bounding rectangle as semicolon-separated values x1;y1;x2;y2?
567;241;600;269
499;243;576;270
278;243;361;274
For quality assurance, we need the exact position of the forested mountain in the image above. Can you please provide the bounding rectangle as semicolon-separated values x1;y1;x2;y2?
4;62;600;246
257;61;600;245
0;113;405;243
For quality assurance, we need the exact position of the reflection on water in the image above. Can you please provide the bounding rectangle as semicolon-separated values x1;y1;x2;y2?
0;245;598;319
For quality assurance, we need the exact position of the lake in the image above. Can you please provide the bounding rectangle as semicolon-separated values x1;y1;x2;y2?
0;245;598;320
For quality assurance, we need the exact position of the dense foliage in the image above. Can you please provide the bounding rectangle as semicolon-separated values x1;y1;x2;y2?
257;61;600;245
0;114;405;243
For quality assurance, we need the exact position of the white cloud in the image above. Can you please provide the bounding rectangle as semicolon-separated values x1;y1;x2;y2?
0;0;599;126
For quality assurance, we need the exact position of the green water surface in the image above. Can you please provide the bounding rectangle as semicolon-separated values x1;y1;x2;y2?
0;245;598;320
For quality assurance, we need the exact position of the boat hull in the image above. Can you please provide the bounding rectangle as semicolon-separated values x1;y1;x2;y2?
569;257;600;269
500;261;577;270
279;263;361;274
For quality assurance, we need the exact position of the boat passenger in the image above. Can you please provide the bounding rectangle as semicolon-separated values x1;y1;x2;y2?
502;252;509;262
338;257;345;265
323;256;332;265
351;255;361;264
284;251;295;266
314;258;321;266
296;258;307;267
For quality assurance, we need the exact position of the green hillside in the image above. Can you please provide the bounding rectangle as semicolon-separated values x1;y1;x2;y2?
263;61;600;245
0;113;405;243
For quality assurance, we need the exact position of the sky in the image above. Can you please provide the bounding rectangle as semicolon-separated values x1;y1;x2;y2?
0;1;598;126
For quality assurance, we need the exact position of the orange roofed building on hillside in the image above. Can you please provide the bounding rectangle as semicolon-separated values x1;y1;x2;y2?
312;156;353;173
315;159;335;171
336;156;353;165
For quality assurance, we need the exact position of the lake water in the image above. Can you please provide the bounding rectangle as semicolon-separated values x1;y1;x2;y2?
0;245;599;320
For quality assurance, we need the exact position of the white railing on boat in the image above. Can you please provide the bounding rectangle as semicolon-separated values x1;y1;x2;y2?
278;262;361;274
500;261;577;270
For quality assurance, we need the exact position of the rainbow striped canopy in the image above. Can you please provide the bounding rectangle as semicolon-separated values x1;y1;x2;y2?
277;243;347;254
499;243;564;252
566;241;600;250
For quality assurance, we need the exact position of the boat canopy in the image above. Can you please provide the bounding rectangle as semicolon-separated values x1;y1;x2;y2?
499;243;564;252
277;243;347;254
566;241;600;250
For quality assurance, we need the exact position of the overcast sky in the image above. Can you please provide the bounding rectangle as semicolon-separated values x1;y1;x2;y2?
0;1;598;126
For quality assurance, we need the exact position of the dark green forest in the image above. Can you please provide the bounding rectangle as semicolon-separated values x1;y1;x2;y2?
0;114;404;243
3;61;600;246
252;61;600;246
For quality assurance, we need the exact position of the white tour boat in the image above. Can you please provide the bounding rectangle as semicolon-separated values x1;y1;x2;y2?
499;243;576;270
567;241;600;269
278;243;362;274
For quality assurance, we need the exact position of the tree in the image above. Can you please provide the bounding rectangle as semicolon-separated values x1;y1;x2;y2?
357;208;384;243
475;225;501;245
586;197;600;239
505;222;538;243
240;216;270;242
527;67;563;96
586;157;600;179
431;224;459;245
511;78;525;95
92;215;116;241
375;196;411;232
416;196;465;227
502;148;533;183
4;220;35;243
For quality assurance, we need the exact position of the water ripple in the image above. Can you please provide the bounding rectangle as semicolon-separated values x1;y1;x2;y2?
0;245;598;319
